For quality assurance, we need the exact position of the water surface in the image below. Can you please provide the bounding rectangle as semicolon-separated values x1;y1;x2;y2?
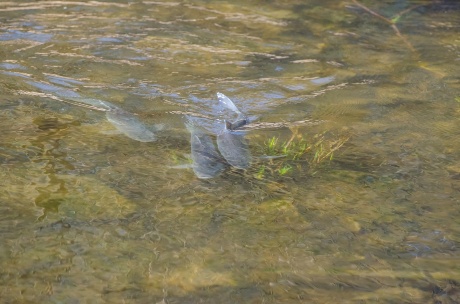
0;0;459;303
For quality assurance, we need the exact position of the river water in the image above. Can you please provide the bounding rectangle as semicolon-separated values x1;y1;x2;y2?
0;1;459;303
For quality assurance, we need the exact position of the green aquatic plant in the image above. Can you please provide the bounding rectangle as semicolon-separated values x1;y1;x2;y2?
265;136;279;155
170;152;180;164
264;132;311;161
256;165;265;179
170;152;193;166
309;132;348;164
260;129;349;177
277;164;292;176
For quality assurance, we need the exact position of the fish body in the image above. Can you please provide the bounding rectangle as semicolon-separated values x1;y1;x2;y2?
184;93;252;178
215;93;251;169
21;78;158;143
216;124;251;169
106;109;156;142
186;118;226;179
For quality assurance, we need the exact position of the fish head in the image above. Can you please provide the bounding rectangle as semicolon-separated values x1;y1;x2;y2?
225;118;248;131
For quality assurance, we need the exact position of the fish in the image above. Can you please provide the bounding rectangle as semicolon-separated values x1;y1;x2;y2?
216;123;251;169
64;97;158;142
19;77;158;143
185;117;226;179
215;93;252;169
105;109;157;142
26;80;82;99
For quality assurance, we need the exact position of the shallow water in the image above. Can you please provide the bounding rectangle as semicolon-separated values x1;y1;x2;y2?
1;0;459;303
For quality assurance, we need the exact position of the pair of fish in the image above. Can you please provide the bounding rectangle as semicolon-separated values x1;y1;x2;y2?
187;93;251;179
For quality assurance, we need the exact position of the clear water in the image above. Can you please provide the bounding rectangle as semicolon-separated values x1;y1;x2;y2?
0;0;459;303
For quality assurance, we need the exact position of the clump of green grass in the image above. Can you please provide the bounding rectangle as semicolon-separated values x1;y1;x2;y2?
265;136;279;155
277;164;292;176
264;135;310;160
260;129;349;177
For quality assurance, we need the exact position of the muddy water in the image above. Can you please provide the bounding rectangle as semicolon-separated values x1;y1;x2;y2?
0;1;459;303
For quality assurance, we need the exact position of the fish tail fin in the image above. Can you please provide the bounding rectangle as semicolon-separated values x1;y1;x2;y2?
184;116;196;132
184;115;205;134
216;92;242;115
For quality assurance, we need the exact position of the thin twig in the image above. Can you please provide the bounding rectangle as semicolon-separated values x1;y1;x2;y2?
394;3;426;19
391;24;416;52
351;0;416;52
352;0;392;24
285;127;299;148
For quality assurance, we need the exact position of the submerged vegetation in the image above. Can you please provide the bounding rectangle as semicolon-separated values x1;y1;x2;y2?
257;128;350;178
171;128;350;179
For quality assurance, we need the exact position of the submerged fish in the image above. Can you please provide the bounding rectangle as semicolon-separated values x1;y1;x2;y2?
184;93;252;177
106;109;157;142
65;97;157;142
19;76;158;143
186;117;226;179
216;123;251;169
215;93;252;169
